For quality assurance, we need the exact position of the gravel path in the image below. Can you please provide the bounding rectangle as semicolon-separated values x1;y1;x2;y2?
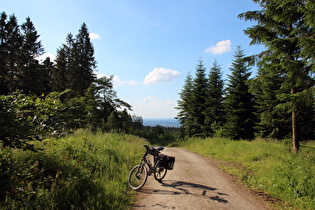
132;147;271;210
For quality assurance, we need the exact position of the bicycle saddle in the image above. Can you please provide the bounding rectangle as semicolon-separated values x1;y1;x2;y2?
156;146;164;151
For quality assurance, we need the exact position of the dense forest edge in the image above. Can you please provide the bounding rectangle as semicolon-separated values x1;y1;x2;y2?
0;0;315;209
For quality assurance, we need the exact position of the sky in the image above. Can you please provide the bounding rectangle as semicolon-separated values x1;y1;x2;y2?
2;0;265;119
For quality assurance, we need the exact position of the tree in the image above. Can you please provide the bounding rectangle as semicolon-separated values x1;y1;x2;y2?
203;60;225;136
3;14;22;94
54;23;96;98
18;17;45;95
176;73;194;135
239;0;315;152
0;12;9;94
73;23;96;96
224;46;256;140
190;59;208;136
249;60;290;139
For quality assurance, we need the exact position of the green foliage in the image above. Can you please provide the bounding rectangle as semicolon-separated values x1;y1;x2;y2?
0;130;147;209
224;46;256;140
203;60;225;136
181;138;315;209
130;125;184;146
239;0;315;151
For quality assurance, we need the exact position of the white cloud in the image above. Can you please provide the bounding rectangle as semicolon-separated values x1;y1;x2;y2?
89;33;101;40
205;40;232;55
112;75;138;86
143;68;180;85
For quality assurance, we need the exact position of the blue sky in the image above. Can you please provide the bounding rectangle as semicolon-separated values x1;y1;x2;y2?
2;0;264;118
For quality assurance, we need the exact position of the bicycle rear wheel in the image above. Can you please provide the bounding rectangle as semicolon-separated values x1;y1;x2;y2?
128;164;148;190
154;160;167;182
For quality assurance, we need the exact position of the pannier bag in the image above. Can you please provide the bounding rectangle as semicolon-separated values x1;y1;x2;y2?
159;154;175;170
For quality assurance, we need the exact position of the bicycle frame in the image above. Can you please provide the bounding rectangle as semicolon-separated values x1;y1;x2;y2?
128;145;167;189
140;147;156;175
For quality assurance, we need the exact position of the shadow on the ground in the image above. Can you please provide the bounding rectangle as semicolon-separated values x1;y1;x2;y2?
138;180;229;204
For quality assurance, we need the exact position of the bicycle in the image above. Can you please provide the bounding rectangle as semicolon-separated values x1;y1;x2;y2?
128;145;175;190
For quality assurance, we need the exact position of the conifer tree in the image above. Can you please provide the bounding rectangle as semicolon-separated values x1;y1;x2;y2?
19;17;45;95
74;23;96;94
0;12;9;94
4;14;22;94
55;23;96;98
54;40;71;92
249;58;290;139
224;46;256;140
190;59;208;136
203;60;225;136
176;73;194;135
239;0;315;152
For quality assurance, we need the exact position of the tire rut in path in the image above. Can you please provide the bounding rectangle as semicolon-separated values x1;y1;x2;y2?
132;147;270;210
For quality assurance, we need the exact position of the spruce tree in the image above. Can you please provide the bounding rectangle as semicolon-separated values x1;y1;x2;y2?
74;23;96;95
176;73;194;135
54;40;71;92
5;14;22;94
203;60;225;136
239;0;315;152
0;12;9;94
55;23;96;98
19;17;45;95
190;59;208;136
249;58;289;139
224;46;256;140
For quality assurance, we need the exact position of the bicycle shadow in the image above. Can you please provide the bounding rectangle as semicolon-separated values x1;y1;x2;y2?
138;180;229;204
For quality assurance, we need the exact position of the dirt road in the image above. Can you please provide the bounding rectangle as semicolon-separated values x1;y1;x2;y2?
132;147;270;210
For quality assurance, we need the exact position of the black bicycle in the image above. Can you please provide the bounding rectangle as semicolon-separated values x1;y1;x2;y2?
128;145;175;190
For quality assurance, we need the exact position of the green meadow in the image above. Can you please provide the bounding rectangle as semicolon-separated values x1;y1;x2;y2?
1;129;315;209
0;129;147;209
178;138;315;209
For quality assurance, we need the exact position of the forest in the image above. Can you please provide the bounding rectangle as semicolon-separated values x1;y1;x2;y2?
176;1;315;153
0;11;146;150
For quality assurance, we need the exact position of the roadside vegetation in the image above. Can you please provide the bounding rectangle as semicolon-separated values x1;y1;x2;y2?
0;130;147;209
176;137;315;209
1;1;315;209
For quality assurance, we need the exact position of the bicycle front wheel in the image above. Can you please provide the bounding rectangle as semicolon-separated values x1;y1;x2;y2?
128;164;148;190
154;160;167;182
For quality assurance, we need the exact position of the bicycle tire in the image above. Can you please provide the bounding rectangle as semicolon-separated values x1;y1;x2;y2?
128;164;148;190
154;160;167;182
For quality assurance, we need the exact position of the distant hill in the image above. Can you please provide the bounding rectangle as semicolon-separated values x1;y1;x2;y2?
143;118;180;127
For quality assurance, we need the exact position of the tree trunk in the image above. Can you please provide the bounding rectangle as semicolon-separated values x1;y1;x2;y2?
291;88;299;153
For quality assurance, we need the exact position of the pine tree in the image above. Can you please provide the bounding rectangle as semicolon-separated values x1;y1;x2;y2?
4;14;22;94
176;73;194;135
239;0;315;152
0;12;9;94
74;23;96;95
190;59;208;136
249;58;290;139
224;46;256;140
54;39;72;92
18;17;45;95
203;60;225;136
55;23;96;98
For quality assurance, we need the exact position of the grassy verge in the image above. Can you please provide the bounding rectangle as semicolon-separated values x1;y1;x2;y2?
0;129;147;209
179;138;315;209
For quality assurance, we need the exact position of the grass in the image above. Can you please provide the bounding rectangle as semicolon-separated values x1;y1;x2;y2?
179;137;315;209
0;129;148;209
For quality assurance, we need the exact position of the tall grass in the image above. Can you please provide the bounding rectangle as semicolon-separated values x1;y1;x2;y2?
0;129;147;209
180;138;315;209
